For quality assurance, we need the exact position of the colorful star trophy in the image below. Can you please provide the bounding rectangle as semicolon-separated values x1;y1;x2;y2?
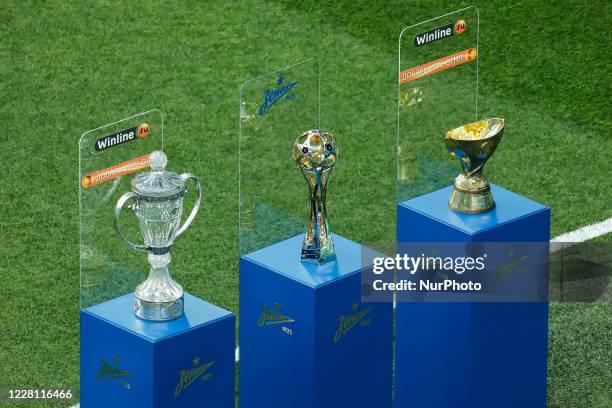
293;129;337;264
239;59;392;408
114;150;201;321
79;111;234;408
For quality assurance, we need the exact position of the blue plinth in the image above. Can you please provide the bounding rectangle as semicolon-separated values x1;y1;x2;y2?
396;184;550;408
240;233;393;408
80;293;235;408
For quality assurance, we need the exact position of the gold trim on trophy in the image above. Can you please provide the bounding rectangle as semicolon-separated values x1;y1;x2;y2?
445;118;504;214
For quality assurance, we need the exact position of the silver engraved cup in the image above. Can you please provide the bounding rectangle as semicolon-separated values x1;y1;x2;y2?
115;151;202;321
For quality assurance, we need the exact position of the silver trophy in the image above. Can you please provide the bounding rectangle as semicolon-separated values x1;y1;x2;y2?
114;151;201;321
293;129;337;264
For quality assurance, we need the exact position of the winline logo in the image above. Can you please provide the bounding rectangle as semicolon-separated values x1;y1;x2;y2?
413;20;466;47
94;122;150;152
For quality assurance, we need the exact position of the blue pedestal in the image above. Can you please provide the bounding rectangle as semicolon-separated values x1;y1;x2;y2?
240;233;393;408
396;184;550;408
80;293;235;408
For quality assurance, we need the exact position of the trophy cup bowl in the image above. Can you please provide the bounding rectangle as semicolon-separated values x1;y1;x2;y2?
445;118;504;213
293;129;337;264
114;151;202;321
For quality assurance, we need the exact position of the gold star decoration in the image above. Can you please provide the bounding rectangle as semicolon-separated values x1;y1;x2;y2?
193;356;200;366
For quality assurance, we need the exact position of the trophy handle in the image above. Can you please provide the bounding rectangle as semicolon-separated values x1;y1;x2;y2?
115;192;149;253
174;173;202;239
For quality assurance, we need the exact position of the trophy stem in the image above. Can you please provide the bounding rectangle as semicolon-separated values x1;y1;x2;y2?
302;170;336;264
134;252;184;321
449;170;495;214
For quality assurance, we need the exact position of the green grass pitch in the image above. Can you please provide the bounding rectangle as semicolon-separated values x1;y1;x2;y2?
0;0;610;407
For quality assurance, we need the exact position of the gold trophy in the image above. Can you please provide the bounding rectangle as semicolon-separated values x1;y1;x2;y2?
445;118;505;213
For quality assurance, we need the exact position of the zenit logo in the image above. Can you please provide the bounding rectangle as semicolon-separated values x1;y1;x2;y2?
96;355;133;390
258;76;298;117
257;303;295;327
96;356;132;380
413;20;466;47
333;303;373;343
174;356;215;397
94;122;150;151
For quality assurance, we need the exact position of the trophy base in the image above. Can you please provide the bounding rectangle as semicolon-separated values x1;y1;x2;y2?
301;242;336;264
449;186;495;214
240;233;393;408
81;293;236;408
134;294;184;321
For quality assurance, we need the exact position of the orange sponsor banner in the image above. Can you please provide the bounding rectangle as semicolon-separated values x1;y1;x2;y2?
82;154;151;188
399;48;477;84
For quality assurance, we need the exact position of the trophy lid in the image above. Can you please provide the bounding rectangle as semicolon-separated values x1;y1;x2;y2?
132;151;185;198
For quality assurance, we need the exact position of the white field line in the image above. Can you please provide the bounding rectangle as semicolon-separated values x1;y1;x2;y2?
70;218;612;408
551;217;612;245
